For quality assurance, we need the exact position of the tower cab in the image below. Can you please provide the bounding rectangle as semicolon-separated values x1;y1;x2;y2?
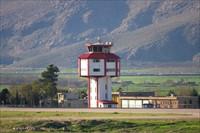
78;41;120;77
87;41;112;53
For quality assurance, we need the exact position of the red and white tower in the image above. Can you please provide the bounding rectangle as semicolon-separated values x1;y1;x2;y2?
78;40;120;108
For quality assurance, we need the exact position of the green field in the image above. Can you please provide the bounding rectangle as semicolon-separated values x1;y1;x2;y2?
0;111;199;133
118;75;200;84
1;111;191;118
1;67;200;96
112;75;200;96
0;85;10;91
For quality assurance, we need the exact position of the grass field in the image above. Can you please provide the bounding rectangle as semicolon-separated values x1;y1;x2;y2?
1;75;200;96
0;111;192;118
112;75;200;96
118;75;200;84
0;110;199;133
1;67;200;96
0;85;10;91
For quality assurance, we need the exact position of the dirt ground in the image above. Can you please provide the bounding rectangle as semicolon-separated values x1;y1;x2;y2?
1;107;199;120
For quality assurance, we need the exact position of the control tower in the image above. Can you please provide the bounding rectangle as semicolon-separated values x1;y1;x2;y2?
78;39;120;108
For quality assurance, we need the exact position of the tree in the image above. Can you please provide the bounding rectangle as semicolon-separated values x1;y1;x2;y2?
79;89;87;99
15;89;20;105
0;88;10;104
7;64;60;107
9;82;42;107
40;64;60;102
167;90;176;96
31;81;44;106
117;87;123;92
191;89;198;96
177;87;199;96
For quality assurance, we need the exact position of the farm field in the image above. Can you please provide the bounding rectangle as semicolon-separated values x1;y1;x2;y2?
1;69;200;96
112;75;200;96
0;108;200;133
0;66;200;96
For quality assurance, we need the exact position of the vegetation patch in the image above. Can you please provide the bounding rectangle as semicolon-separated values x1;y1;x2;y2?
1;119;199;133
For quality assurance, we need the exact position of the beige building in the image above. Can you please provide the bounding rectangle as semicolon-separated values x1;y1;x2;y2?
178;96;199;108
57;92;87;108
112;92;199;109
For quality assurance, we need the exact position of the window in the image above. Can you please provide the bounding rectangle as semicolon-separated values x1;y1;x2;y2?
93;59;100;62
103;48;110;53
105;84;107;90
189;100;192;104
88;47;92;52
93;46;97;52
107;59;115;62
97;47;102;52
105;93;108;99
107;68;115;72
93;68;100;72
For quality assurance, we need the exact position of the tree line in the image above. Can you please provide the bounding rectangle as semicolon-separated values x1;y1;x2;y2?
0;64;59;107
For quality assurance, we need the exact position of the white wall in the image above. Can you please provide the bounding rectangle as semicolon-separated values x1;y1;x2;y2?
89;77;112;108
90;78;97;108
106;62;115;68
89;59;104;76
80;59;88;76
80;59;120;77
122;100;143;108
122;100;128;108
98;77;112;101
106;62;116;76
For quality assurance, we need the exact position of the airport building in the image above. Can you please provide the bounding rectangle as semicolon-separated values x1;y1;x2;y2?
112;92;199;109
57;92;87;108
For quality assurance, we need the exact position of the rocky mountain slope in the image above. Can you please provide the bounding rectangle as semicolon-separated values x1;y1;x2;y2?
0;0;199;68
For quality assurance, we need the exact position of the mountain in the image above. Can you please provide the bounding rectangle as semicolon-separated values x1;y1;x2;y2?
0;0;199;68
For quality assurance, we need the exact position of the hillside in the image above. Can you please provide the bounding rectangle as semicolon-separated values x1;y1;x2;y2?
0;0;199;68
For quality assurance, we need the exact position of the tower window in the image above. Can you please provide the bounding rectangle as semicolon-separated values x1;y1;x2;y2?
93;46;97;52
105;84;107;90
93;59;100;62
107;68;115;72
93;68;100;72
97;47;102;52
105;93;108;99
107;59;115;62
88;47;92;52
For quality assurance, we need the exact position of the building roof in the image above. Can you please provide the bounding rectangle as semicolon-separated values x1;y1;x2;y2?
119;92;155;97
86;43;112;48
119;96;177;100
79;53;120;59
98;100;118;104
